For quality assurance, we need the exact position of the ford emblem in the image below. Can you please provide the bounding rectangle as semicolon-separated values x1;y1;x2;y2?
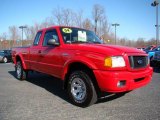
137;59;143;65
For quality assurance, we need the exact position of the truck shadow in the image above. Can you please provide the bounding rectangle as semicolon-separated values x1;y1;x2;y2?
8;71;70;103
8;71;126;106
97;92;127;104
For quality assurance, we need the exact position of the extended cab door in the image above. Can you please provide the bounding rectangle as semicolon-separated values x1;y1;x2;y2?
35;29;63;78
29;31;43;70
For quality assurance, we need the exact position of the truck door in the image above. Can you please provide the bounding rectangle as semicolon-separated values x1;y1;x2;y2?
36;29;63;78
29;31;43;70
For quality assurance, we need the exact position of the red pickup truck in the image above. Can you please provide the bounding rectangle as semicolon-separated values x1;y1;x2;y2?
12;26;153;107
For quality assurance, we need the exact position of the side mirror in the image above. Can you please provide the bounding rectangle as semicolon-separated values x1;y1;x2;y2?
47;39;60;46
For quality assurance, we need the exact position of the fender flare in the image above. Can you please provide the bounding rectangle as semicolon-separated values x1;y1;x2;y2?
61;56;98;80
15;54;27;70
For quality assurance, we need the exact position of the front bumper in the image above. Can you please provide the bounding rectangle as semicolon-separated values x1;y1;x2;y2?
93;67;153;93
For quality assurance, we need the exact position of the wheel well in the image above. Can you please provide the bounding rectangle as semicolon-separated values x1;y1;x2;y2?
16;56;21;62
64;62;101;96
3;56;7;59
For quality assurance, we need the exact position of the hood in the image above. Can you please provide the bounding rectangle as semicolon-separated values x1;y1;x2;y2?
64;44;145;55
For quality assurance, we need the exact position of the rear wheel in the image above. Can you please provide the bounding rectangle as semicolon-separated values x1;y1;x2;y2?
3;57;8;63
67;71;97;107
15;61;28;80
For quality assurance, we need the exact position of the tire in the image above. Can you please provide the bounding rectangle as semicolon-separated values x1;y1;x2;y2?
15;61;28;80
67;71;97;107
3;57;8;63
150;60;154;67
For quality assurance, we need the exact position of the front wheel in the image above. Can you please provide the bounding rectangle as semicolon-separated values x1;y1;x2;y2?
15;61;28;80
67;71;97;107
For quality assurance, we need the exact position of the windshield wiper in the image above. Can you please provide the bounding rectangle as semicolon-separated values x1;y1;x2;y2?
70;41;102;44
91;41;102;44
71;41;89;44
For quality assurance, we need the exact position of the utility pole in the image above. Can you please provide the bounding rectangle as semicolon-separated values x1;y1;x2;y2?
151;0;159;46
19;26;27;47
112;23;120;45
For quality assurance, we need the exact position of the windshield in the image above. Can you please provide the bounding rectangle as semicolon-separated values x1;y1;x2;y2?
0;51;4;55
154;46;160;51
144;46;152;51
60;27;102;44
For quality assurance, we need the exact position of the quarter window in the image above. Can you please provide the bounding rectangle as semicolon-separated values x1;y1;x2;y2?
33;31;42;46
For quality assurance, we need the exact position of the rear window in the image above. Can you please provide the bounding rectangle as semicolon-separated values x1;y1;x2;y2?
0;51;4;55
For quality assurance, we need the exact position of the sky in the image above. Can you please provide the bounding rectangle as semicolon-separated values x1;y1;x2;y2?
0;0;159;40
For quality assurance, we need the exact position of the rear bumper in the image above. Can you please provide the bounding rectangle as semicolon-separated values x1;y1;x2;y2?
0;56;4;62
93;67;153;93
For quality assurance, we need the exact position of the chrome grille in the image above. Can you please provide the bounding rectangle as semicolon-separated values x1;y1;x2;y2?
129;56;148;69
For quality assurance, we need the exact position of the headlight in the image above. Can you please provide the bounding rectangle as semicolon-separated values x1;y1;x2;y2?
104;56;126;68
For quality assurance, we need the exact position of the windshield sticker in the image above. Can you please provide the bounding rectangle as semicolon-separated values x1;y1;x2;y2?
62;28;72;33
78;31;87;42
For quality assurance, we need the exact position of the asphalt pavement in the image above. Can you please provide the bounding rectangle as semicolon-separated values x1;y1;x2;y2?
0;63;160;120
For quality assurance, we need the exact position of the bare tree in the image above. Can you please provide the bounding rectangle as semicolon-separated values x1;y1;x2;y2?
52;7;82;26
24;18;54;42
52;7;64;25
24;23;41;42
9;26;20;47
0;32;8;50
136;38;145;47
0;32;7;40
62;8;73;26
29;26;36;41
24;25;32;40
9;26;20;40
92;4;105;34
30;23;40;41
99;16;111;40
82;18;93;30
144;38;156;46
73;10;84;27
40;17;54;28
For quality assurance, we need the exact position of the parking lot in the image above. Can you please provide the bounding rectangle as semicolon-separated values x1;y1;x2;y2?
0;63;160;120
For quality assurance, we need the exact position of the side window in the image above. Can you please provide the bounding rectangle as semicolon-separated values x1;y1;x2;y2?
43;29;59;46
33;31;42;46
